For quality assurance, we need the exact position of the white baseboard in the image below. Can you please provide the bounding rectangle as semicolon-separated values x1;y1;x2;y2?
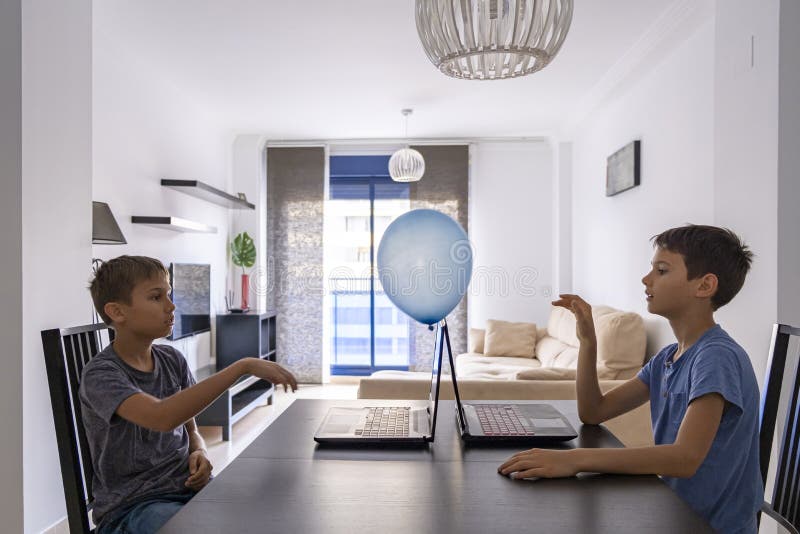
41;516;68;534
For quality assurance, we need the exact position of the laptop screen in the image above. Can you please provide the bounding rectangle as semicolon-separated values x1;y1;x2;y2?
426;323;445;438
429;324;441;413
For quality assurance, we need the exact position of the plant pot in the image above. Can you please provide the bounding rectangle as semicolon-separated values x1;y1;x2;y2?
241;273;250;310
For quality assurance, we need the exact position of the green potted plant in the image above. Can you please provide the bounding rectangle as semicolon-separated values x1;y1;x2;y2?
231;231;256;310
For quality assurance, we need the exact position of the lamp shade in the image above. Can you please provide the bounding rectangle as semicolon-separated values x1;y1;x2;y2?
92;201;127;244
389;148;425;182
415;0;573;80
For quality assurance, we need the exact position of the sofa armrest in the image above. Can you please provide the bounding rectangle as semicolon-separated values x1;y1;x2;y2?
358;373;627;401
357;372;435;400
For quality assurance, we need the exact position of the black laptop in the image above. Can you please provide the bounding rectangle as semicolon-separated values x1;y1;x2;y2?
313;325;447;444
440;325;578;444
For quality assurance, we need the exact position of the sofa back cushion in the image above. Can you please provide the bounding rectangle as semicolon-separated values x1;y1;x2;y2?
483;320;537;358
538;305;646;373
535;335;579;368
469;328;485;354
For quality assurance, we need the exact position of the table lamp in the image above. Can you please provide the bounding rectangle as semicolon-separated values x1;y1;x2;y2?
92;201;127;245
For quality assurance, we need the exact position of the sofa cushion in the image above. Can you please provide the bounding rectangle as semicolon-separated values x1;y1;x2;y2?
537;326;548;341
595;311;647;370
547;305;582;347
483;320;537;358
468;328;485;354
543;304;645;371
535;336;575;368
456;353;540;380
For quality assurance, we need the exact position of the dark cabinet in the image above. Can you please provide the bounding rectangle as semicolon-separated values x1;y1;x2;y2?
216;312;276;370
196;311;277;441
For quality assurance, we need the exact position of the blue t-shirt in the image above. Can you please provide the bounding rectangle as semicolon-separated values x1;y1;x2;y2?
637;325;763;533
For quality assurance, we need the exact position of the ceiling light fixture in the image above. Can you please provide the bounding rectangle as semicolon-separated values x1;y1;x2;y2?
415;0;573;81
389;109;425;183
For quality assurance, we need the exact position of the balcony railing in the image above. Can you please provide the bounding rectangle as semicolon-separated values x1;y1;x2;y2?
329;277;411;374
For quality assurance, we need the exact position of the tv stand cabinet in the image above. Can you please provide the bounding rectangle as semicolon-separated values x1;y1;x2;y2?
195;311;277;441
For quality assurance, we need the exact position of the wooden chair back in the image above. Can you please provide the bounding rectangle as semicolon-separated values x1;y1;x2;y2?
41;323;113;534
759;323;800;533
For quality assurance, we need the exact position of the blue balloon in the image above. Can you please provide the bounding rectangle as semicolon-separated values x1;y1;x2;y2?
377;209;473;326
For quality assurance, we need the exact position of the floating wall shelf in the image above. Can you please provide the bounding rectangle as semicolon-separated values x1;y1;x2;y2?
131;216;217;234
161;179;255;210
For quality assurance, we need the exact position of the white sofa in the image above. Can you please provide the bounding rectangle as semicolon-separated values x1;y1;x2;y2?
460;305;647;381
358;305;654;447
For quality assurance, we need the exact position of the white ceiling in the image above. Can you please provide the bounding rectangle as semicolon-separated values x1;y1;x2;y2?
95;1;676;140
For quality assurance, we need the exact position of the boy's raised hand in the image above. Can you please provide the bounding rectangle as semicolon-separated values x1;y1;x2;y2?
186;450;213;491
552;294;596;344
244;358;298;393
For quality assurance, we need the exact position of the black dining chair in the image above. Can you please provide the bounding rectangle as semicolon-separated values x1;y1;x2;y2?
759;323;800;534
41;323;114;534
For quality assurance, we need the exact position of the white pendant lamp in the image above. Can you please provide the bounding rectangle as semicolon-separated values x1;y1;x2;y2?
415;0;573;81
389;109;425;183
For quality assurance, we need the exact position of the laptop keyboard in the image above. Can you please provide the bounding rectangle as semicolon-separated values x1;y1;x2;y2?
474;404;535;436
355;407;411;437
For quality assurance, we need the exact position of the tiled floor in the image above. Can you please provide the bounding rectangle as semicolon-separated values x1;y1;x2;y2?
198;382;359;475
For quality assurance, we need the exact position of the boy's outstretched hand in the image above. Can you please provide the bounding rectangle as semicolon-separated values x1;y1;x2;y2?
552;294;596;344
186;450;213;491
244;358;298;393
498;448;579;479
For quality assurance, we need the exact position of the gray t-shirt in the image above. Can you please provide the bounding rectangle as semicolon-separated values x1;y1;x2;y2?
78;343;197;525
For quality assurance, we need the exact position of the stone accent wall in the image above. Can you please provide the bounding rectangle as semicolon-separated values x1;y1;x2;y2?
267;147;325;383
409;145;470;372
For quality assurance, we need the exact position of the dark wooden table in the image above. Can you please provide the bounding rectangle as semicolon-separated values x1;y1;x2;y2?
161;399;712;533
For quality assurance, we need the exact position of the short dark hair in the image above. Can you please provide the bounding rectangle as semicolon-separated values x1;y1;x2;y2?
89;256;169;325
651;225;753;310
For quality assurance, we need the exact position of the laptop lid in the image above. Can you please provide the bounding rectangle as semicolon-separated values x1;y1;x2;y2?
313;323;446;443
443;323;469;434
444;321;577;442
426;322;445;441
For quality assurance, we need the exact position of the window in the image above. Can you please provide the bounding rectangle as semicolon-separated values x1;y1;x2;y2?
325;155;413;375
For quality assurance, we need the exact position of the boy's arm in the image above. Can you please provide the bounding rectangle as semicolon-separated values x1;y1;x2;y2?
554;295;650;424
116;358;297;432
499;393;725;479
580;375;651;425
185;418;207;454
184;417;214;490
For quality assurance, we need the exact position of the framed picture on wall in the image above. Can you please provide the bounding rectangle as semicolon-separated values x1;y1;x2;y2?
606;140;641;196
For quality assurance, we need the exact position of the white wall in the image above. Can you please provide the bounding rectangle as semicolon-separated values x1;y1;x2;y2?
553;141;573;295
0;1;24;532
469;141;555;329
715;7;798;531
568;0;797;392
231;135;269;313
91;25;232;372
713;0;780;385
777;0;800;328
570;18;716;356
13;11;235;532
21;1;93;532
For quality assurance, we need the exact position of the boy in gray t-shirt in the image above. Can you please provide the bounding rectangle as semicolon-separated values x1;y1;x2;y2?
82;256;298;534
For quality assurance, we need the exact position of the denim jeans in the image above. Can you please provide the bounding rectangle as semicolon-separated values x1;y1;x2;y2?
97;491;196;534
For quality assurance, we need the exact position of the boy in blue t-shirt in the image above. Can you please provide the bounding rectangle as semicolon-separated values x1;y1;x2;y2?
499;225;763;533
